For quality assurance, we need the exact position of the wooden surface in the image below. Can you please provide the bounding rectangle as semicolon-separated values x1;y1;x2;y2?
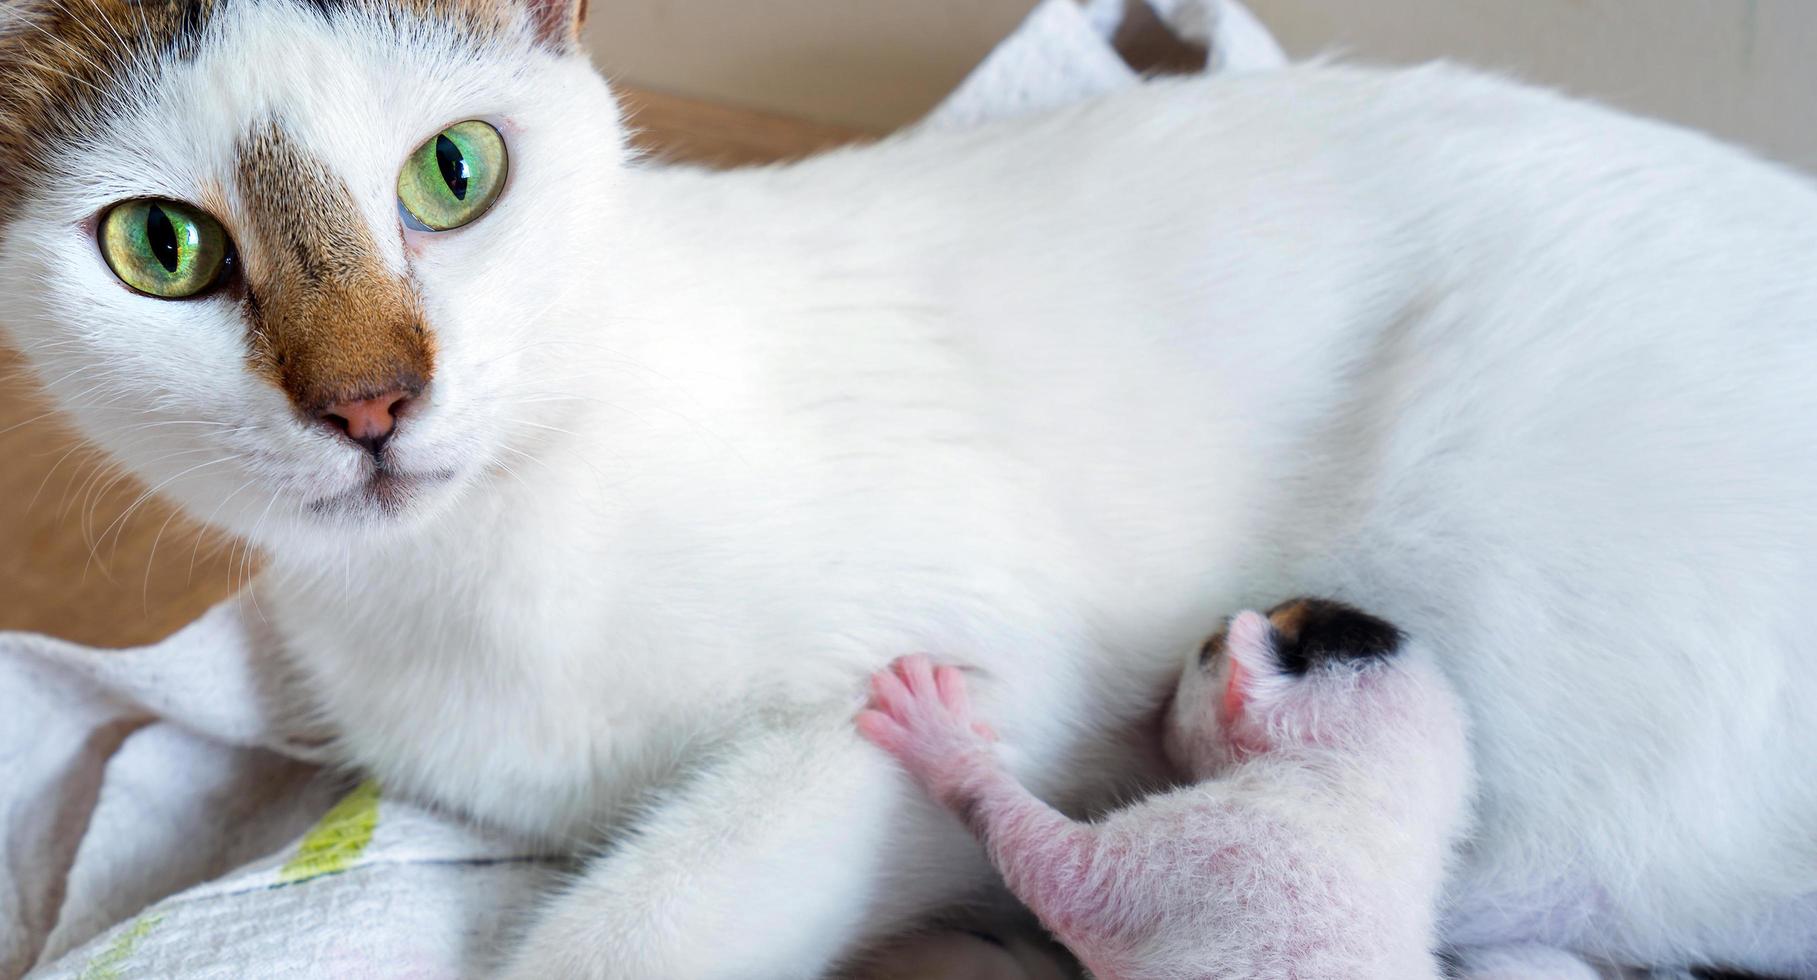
0;85;871;647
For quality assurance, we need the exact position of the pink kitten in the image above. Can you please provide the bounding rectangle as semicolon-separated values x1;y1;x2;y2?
858;599;1473;980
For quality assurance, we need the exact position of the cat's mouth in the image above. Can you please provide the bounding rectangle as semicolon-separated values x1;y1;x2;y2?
306;465;457;518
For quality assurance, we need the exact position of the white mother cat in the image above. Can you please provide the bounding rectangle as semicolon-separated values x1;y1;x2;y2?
2;1;1814;977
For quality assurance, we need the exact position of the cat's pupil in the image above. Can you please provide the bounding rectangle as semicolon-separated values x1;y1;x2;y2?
145;205;180;273
435;134;469;201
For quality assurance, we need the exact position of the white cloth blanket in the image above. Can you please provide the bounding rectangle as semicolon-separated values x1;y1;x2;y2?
0;4;1283;977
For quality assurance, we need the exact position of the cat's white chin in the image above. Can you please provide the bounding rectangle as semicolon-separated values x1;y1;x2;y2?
305;465;461;522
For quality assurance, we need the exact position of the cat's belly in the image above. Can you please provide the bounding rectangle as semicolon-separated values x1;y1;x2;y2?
1444;877;1817;973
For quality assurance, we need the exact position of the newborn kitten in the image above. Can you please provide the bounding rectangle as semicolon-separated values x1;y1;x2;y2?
859;599;1472;980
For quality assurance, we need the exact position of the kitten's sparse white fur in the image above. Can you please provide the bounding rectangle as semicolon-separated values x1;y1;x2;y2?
859;618;1473;979
3;3;1816;977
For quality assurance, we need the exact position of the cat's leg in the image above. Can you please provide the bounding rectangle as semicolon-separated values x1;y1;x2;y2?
847;929;1079;980
497;710;1003;980
1449;943;1607;979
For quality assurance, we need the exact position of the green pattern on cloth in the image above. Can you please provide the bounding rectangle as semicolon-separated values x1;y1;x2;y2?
279;781;380;883
77;913;163;980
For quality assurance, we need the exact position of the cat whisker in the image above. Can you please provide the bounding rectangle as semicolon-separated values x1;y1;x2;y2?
488;455;539;498
55;443;217;551
87;455;235;579
190;476;259;585
236;492;284;617
499;417;582;438
8;17;124;95
494;430;620;487
26;440;95;514
121;418;240;431
0;408;63;440
140;502;193;615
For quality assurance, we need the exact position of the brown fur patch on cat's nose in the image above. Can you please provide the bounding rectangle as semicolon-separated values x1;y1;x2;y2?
318;390;413;455
235;121;437;424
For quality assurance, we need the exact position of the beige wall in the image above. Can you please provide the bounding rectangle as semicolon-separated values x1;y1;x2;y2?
587;1;1817;170
583;0;1038;131
1249;0;1817;171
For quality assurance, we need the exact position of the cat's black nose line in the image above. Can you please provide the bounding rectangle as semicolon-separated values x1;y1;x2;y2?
353;430;391;459
316;412;391;459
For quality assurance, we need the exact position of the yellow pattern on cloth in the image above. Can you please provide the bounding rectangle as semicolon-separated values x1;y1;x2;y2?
279;781;380;884
77;913;163;980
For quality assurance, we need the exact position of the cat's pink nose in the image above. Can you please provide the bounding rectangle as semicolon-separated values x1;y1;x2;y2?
317;390;411;455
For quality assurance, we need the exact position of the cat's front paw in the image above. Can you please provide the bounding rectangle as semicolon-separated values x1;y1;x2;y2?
857;654;997;799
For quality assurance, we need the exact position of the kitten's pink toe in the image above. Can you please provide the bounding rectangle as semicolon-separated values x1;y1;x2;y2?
870;666;914;719
934;665;971;714
856;709;905;752
899;653;938;694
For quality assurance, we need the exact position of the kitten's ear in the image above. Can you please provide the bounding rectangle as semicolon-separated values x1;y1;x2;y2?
1220;610;1285;721
527;0;589;51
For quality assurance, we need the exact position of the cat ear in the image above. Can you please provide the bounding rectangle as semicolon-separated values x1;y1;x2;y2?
527;0;588;50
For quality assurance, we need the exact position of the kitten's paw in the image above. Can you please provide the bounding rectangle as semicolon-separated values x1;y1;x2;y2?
857;654;996;793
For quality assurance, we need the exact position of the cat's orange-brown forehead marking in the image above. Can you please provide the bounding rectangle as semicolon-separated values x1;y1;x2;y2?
0;0;528;212
236;122;435;412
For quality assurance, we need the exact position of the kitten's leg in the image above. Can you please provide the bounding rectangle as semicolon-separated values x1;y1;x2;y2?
859;656;1111;970
1449;943;1607;979
498;711;999;980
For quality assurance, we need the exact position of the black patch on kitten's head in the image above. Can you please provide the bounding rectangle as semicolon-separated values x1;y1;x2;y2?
1264;597;1405;676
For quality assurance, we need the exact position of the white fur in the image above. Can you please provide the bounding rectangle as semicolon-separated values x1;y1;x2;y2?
1450;943;1607;979
3;4;1817;976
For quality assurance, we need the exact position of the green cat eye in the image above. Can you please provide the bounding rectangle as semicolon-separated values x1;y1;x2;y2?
98;199;231;299
397;120;508;232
